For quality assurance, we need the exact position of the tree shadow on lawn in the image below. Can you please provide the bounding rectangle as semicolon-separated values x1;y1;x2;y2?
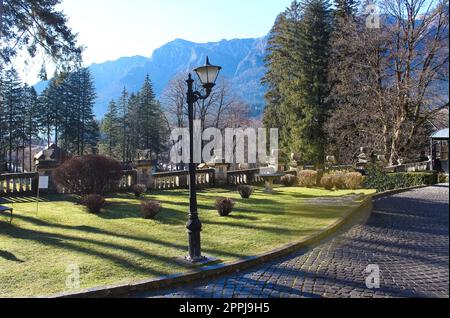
273;189;366;200
232;203;350;219
0;250;24;263
1;223;190;277
1;196;51;204
8;214;246;260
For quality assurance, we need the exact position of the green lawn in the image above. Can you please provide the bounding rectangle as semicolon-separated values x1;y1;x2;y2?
0;186;374;297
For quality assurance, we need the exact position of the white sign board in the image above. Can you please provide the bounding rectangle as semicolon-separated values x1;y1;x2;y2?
38;176;49;189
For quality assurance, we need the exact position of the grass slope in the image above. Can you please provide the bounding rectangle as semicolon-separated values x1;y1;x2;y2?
0;186;373;297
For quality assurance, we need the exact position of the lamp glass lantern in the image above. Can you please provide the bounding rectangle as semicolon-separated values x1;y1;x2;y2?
194;57;222;89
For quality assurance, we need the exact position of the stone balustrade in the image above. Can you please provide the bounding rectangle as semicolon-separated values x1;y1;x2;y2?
227;169;264;186
0;172;39;196
152;169;215;190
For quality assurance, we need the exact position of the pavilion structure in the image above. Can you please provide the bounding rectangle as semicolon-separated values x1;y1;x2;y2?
431;128;449;174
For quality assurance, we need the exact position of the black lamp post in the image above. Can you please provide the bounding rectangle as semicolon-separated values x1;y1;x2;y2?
186;57;222;263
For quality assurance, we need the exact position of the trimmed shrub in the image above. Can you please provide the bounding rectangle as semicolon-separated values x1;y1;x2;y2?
297;170;318;188
363;164;438;192
84;194;106;214
281;174;297;187
215;198;235;217
438;173;449;184
132;184;147;198
331;172;346;190
238;185;254;199
53;155;123;195
320;174;334;190
344;172;364;190
141;200;161;219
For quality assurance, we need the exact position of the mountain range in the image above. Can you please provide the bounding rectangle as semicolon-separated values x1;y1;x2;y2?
35;37;269;118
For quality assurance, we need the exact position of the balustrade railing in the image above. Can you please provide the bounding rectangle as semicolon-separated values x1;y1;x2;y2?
0;173;39;196
117;170;137;191
385;161;431;173
153;169;215;190
227;169;264;186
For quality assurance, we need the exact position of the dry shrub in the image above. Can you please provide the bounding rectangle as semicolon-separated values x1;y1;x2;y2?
238;185;254;199
297;170;318;188
344;172;364;190
141;200;161;219
215;198;235;217
53;155;123;195
331;172;346;189
132;184;147;197
84;194;106;214
281;174;297;187
320;174;334;190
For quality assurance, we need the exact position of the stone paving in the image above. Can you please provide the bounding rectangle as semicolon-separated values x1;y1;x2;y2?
139;186;449;298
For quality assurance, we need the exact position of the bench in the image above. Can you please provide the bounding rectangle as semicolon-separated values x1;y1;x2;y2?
0;205;13;223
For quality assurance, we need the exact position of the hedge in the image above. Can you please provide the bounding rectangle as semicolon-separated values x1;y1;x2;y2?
363;164;438;193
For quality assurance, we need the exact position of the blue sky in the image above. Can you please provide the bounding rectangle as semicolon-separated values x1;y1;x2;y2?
20;0;292;84
64;0;292;64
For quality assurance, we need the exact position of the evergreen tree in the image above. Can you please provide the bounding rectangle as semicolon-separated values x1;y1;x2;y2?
138;74;166;157
101;100;121;158
127;92;141;161
1;68;22;171
24;87;41;171
262;3;303;163
263;0;333;165
77;68;98;155
334;0;359;20
117;88;130;163
294;0;333;164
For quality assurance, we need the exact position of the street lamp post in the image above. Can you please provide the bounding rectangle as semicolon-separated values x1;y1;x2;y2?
186;57;222;263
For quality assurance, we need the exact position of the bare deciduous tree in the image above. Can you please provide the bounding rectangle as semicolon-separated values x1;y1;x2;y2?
328;0;449;165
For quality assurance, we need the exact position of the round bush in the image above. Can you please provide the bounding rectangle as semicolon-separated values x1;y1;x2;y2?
281;174;297;187
238;185;254;199
141;200;161;219
344;172;364;190
84;194;106;214
215;198;235;217
331;172;346;190
297;170;318;188
53;155;123;195
320;174;334;190
132;184;147;197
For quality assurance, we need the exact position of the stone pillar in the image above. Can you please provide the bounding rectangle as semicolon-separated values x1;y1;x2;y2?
135;160;154;189
36;160;60;194
214;163;229;186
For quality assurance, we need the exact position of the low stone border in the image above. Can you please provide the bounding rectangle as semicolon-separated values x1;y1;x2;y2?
44;195;373;298
372;185;429;200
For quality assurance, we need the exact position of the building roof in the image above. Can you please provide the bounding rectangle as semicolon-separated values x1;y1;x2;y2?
431;128;449;140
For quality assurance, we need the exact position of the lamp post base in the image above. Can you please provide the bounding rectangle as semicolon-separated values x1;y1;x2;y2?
175;255;220;267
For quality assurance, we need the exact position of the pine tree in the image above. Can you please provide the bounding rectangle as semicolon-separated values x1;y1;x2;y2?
127;92;141;161
294;0;333;164
263;0;333;165
101;100;121;158
262;2;303;163
78;68;98;155
334;0;359;20
24;87;41;171
137;74;166;157
117;88;130;163
1;68;22;171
